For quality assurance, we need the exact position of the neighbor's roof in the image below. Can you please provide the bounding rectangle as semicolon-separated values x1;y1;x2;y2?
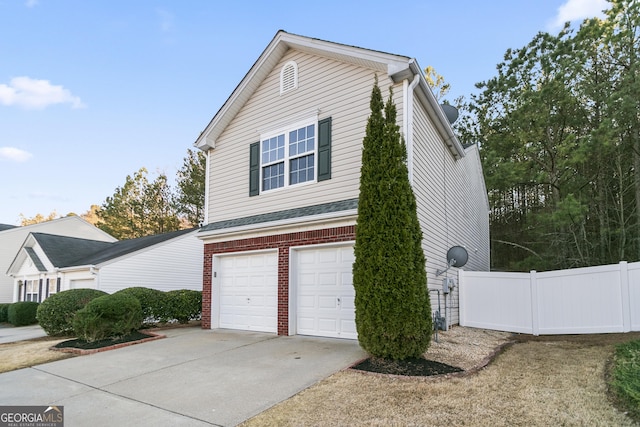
0;224;18;232
24;247;47;272
32;233;114;268
72;228;196;266
30;228;196;269
194;30;464;159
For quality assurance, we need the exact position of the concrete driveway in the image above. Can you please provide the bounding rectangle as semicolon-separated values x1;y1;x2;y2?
0;327;366;426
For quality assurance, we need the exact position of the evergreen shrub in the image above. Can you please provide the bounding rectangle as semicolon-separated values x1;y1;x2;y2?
113;287;169;324
0;303;10;323
165;289;202;323
7;302;39;326
353;78;432;360
36;289;107;336
72;293;143;342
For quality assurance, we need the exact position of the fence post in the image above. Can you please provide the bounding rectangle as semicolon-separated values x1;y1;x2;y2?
458;269;466;327
530;270;539;336
620;261;631;333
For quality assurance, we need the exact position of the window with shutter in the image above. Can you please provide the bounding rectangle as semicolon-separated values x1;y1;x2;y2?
248;116;332;196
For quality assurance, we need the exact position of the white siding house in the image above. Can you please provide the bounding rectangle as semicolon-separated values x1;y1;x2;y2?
7;229;203;301
0;217;116;303
195;31;489;338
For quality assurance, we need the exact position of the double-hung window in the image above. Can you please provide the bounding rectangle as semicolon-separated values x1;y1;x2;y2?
260;120;316;192
249;116;331;196
26;280;39;302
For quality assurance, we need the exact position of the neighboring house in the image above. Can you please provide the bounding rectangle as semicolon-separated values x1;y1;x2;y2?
7;228;203;302
0;216;117;303
194;31;490;339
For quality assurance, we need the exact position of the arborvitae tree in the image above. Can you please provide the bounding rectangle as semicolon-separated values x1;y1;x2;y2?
353;77;432;360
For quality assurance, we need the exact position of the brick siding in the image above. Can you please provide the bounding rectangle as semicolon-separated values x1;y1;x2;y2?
201;225;355;335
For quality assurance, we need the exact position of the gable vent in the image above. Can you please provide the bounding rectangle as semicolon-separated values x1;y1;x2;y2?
280;61;298;94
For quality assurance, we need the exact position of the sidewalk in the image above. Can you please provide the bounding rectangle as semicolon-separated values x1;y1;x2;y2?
0;323;47;344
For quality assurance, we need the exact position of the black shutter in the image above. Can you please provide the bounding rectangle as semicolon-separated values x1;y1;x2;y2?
56;277;61;293
249;141;260;196
38;279;43;302
317;117;332;181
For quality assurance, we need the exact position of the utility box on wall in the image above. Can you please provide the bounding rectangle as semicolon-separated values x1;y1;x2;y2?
442;277;456;294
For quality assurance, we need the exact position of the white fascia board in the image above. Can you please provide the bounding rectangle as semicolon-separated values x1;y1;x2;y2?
58;265;95;273
195;32;289;151
197;209;357;242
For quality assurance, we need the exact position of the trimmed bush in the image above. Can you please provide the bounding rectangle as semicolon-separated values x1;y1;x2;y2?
36;289;107;336
73;293;143;342
113;287;169;324
7;302;39;326
165;290;202;324
0;303;10;323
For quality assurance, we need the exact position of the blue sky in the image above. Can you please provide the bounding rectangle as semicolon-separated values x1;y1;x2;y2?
0;0;608;225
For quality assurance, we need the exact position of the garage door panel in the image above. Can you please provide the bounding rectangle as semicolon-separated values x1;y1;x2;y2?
318;318;338;333
318;272;337;286
318;295;338;309
340;319;357;336
217;252;278;333
295;245;357;339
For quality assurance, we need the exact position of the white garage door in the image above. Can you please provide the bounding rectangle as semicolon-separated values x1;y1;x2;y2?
295;245;357;339
217;251;278;333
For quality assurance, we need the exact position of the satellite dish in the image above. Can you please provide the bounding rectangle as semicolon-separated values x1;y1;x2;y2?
436;245;469;276
440;104;459;124
446;246;468;268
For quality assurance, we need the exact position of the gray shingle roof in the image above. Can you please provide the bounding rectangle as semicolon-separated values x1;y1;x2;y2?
72;228;195;266
32;233;114;268
24;247;47;271
0;224;17;232
200;198;358;232
31;228;196;268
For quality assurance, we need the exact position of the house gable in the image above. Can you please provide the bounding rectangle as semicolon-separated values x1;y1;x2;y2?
199;46;402;226
195;31;465;229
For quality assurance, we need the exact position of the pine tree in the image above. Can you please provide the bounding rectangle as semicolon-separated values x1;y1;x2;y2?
353;77;432;360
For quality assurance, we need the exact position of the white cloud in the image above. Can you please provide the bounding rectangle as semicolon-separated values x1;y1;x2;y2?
25;0;39;8
549;0;608;29
0;76;86;110
0;147;33;162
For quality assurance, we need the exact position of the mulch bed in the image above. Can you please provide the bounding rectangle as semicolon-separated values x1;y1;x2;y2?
352;356;463;377
52;330;164;355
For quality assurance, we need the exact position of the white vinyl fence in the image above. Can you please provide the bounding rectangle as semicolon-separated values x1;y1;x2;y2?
458;261;640;335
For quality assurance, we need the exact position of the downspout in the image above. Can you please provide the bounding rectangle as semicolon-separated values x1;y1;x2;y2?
203;149;211;225
403;74;420;185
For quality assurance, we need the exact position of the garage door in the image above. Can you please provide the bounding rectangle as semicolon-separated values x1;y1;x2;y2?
295;245;357;339
217;251;278;333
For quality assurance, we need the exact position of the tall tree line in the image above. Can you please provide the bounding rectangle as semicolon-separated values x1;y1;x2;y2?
98;149;206;239
464;0;639;271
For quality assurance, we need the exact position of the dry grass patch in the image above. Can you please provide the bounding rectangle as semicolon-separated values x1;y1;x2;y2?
243;331;639;427
0;337;75;373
